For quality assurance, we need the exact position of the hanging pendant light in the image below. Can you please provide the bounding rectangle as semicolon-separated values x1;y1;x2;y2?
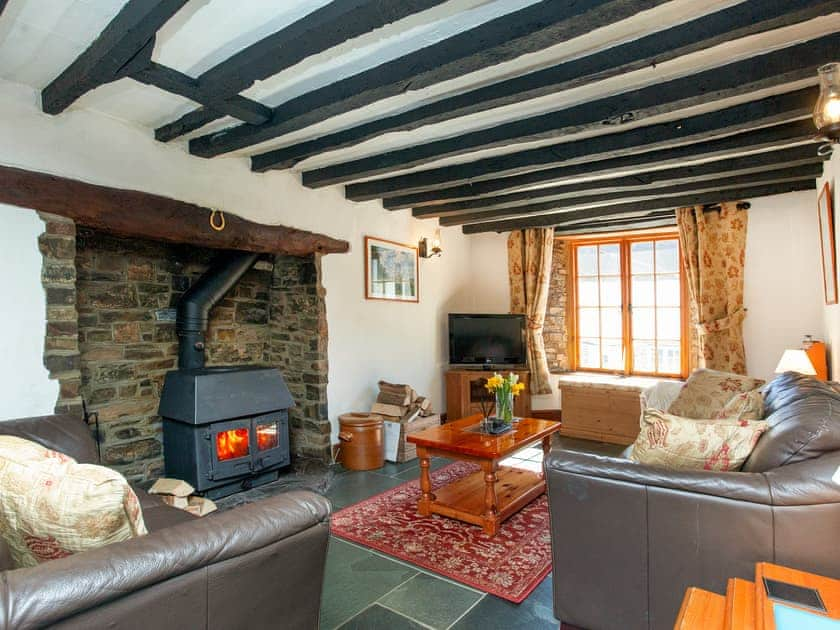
814;62;840;154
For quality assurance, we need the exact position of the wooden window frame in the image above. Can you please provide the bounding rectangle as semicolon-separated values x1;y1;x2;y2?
566;230;689;378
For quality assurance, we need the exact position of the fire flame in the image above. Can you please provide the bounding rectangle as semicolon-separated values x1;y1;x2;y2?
256;424;278;451
216;428;249;461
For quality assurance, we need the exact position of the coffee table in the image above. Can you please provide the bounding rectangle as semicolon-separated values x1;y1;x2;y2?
406;414;562;536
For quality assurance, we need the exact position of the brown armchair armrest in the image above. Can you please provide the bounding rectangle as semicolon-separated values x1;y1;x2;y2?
0;490;331;629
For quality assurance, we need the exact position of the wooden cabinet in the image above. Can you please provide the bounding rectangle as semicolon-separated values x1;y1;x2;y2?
445;369;531;422
558;381;642;445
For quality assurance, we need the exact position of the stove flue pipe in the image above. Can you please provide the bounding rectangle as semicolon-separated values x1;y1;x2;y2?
176;250;259;369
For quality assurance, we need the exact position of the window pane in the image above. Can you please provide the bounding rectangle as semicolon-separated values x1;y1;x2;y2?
658;340;681;374
602;339;623;370
579;338;600;368
578;277;599;306
630;241;654;274
599;244;620;275
600;276;621;306
632;275;655;306
656;307;681;340
632;307;655;339
655;274;680;307
577;246;598;275
601;307;622;338
633;340;656;373
656;240;679;273
578;308;600;337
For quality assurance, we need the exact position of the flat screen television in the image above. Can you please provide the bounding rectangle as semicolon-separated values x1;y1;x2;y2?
448;314;526;366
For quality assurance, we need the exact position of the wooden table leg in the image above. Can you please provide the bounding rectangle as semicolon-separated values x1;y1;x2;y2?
417;447;434;516
481;460;499;536
541;435;552;479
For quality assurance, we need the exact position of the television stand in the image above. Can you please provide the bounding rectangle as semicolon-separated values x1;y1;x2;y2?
445;368;531;423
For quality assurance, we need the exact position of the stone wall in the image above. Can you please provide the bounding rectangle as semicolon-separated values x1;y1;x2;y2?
266;255;331;461
544;239;570;372
37;224;331;483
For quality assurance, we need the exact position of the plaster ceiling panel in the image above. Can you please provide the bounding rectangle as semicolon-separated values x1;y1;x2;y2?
0;0;127;88
76;78;198;128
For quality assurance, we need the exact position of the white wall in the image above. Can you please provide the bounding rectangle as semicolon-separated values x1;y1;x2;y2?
743;190;825;381
0;205;58;419
820;149;840;377
0;80;474;437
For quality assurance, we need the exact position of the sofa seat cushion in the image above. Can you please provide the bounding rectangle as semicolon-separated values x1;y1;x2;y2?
132;486;196;531
0;436;147;568
742;372;840;472
668;369;765;418
630;409;768;471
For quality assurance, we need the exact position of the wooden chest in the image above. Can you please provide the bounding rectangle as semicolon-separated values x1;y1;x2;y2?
559;382;643;445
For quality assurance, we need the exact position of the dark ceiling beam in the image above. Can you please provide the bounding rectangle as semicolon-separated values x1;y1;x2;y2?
413;146;826;217
153;0;452;141
131;63;272;125
352;87;817;203
251;0;839;171
188;0;671;158
367;119;817;208
461;180;817;234
41;0;189;114
553;212;678;236
438;165;823;226
303;33;838;187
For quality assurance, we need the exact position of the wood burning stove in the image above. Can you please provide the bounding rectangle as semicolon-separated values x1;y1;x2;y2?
158;251;294;498
159;366;293;498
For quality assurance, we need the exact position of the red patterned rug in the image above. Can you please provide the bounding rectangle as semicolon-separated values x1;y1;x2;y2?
330;461;552;603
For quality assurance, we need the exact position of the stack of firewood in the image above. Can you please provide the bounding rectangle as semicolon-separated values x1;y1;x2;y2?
370;380;433;422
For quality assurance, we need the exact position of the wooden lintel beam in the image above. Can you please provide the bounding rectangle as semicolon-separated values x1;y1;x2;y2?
413;147;826;217
305;33;838;187
438;165;823;226
251;0;840;171
367;88;817;204
371;119;817;208
155;0;452;142
41;0;189;114
188;0;671;157
0;166;348;257
461;180;816;234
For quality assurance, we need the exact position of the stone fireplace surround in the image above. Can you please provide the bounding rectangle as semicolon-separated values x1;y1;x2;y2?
37;211;331;483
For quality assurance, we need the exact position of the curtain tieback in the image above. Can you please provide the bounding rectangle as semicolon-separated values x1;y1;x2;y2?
695;307;746;335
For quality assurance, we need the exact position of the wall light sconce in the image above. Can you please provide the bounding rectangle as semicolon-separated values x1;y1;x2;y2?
814;62;840;155
419;228;443;258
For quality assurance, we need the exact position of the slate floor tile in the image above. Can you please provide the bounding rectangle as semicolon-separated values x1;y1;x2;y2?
325;471;404;510
450;575;556;630
378;573;483;629
319;539;418;629
337;604;428;629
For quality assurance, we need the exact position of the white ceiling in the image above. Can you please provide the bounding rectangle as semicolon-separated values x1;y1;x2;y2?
0;0;836;185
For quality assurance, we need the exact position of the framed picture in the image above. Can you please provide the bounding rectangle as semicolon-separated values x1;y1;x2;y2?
818;182;837;305
364;236;419;302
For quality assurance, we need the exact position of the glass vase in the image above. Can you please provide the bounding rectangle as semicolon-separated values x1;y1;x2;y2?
495;391;514;425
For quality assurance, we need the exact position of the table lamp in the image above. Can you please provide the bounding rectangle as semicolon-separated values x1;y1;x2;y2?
774;349;817;376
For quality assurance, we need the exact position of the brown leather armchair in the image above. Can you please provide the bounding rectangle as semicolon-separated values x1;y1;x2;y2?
545;372;840;630
0;414;331;629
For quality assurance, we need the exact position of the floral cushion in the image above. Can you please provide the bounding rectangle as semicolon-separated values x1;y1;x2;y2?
0;436;147;568
668;369;765;419
630;409;768;471
714;389;764;421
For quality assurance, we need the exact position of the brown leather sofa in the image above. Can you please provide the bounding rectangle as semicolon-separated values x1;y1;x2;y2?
545;372;840;630
0;414;331;630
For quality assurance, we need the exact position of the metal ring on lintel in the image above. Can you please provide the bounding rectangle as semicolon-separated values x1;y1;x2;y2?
209;209;226;232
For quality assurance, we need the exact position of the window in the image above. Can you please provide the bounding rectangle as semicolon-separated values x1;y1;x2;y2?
570;234;687;377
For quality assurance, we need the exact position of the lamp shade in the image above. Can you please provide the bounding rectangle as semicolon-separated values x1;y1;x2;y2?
814;62;840;141
774;349;817;375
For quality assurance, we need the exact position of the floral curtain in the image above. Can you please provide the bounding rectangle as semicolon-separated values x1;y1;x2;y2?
508;229;554;394
676;203;748;374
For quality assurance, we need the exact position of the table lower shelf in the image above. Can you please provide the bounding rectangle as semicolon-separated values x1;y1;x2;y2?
425;465;545;532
